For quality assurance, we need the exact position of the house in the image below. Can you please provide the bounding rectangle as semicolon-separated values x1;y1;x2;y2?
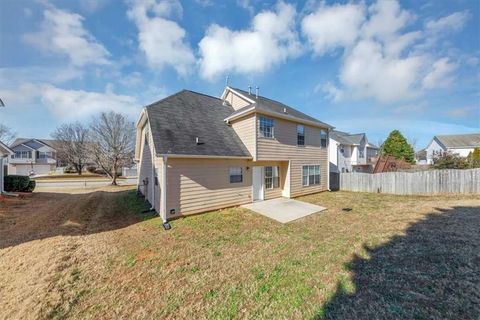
415;148;427;164
329;130;379;173
135;87;333;223
8;138;60;176
425;133;480;164
0;141;14;193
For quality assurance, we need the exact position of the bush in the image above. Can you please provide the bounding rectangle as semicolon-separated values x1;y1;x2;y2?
433;153;468;169
86;166;97;173
4;175;36;192
63;166;77;174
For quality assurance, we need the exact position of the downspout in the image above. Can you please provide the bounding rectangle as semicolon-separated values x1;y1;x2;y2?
161;155;170;230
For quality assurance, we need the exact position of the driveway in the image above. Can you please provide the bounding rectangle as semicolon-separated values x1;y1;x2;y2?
241;198;326;223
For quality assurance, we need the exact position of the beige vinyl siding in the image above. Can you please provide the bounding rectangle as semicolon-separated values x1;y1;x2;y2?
231;114;255;157
153;157;164;214
225;91;252;110
256;115;329;197
166;158;252;217
137;123;155;206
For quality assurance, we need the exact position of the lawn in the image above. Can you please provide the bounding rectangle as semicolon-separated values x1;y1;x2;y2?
0;187;478;319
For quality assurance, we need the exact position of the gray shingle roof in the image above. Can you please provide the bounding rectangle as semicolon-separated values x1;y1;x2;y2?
146;90;251;157
10;138;60;150
330;130;366;145
435;133;480;149
230;87;332;128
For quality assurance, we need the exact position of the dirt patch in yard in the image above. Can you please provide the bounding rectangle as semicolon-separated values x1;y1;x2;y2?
0;188;479;319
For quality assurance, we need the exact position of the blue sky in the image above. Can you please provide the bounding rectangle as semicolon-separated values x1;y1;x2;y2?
0;0;479;149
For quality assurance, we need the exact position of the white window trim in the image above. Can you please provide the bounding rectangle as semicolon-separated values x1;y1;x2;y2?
264;166;280;189
302;164;321;187
229;167;243;184
259;116;275;139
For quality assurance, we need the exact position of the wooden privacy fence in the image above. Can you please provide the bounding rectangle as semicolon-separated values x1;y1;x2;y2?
340;168;480;195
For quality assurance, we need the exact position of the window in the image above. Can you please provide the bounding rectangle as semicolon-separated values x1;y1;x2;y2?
302;165;320;186
14;151;32;159
144;128;149;146
259;116;274;138
38;151;53;159
320;130;328;148
359;149;365;158
297;125;305;146
229;167;243;183
265;166;279;189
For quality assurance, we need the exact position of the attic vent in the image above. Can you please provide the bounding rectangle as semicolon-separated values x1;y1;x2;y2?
195;137;204;145
283;107;287;114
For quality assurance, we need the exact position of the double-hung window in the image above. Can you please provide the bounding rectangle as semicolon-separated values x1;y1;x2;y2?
259;116;274;138
265;166;279;189
302;165;320;186
229;167;243;183
320;130;328;148
297;125;305;146
14;151;31;159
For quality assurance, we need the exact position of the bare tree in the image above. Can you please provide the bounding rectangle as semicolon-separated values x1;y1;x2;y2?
0;123;16;145
90;111;135;185
52;122;90;175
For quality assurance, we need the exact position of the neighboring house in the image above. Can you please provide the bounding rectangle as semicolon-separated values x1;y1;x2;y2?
8;138;60;176
415;149;427;164
0;141;14;193
135;87;333;222
329;130;379;173
425;133;480;164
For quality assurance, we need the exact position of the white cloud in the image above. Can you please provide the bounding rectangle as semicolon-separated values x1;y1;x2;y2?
422;58;457;89
23;8;110;66
302;0;467;103
302;3;365;55
447;105;478;118
426;11;470;33
199;1;301;80
316;82;344;102
40;85;140;118
237;0;255;15
126;0;194;75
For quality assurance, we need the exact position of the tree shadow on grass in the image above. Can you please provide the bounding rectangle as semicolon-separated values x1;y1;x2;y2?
0;189;156;249
316;206;480;320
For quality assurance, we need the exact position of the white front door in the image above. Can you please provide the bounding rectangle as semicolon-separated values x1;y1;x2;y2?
252;166;264;201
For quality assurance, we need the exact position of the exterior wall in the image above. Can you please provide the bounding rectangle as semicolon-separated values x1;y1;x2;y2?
449;148;474;157
426;139;445;164
230;114;256;158
137;123;155;206
225;91;252;110
255;115;329;197
166;158;252;217
9;164;53;176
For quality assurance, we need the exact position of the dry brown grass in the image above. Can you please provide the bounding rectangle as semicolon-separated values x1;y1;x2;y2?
0;188;478;319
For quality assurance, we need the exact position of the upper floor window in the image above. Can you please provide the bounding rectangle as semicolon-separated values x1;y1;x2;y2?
38;151;54;159
297;125;305;146
359;149;365;158
14;151;32;159
259;116;274;138
229;167;243;183
265;166;279;189
144;128;149;146
320;130;328;148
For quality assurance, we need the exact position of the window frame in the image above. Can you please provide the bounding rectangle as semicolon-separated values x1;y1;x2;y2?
297;124;305;146
229;167;243;184
264;166;280;189
259;116;274;139
302;165;320;187
14;150;32;159
320;129;328;148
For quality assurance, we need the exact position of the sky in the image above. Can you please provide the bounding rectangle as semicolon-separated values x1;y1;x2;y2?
0;0;479;150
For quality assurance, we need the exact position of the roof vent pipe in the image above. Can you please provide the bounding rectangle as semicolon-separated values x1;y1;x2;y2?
256;86;259;98
248;86;252;95
283;107;287;113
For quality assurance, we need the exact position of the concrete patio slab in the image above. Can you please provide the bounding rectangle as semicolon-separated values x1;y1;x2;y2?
241;198;326;223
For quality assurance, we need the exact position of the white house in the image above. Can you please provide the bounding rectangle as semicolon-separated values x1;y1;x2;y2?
8;138;59;176
425;133;480;164
329;130;379;173
0;141;14;193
